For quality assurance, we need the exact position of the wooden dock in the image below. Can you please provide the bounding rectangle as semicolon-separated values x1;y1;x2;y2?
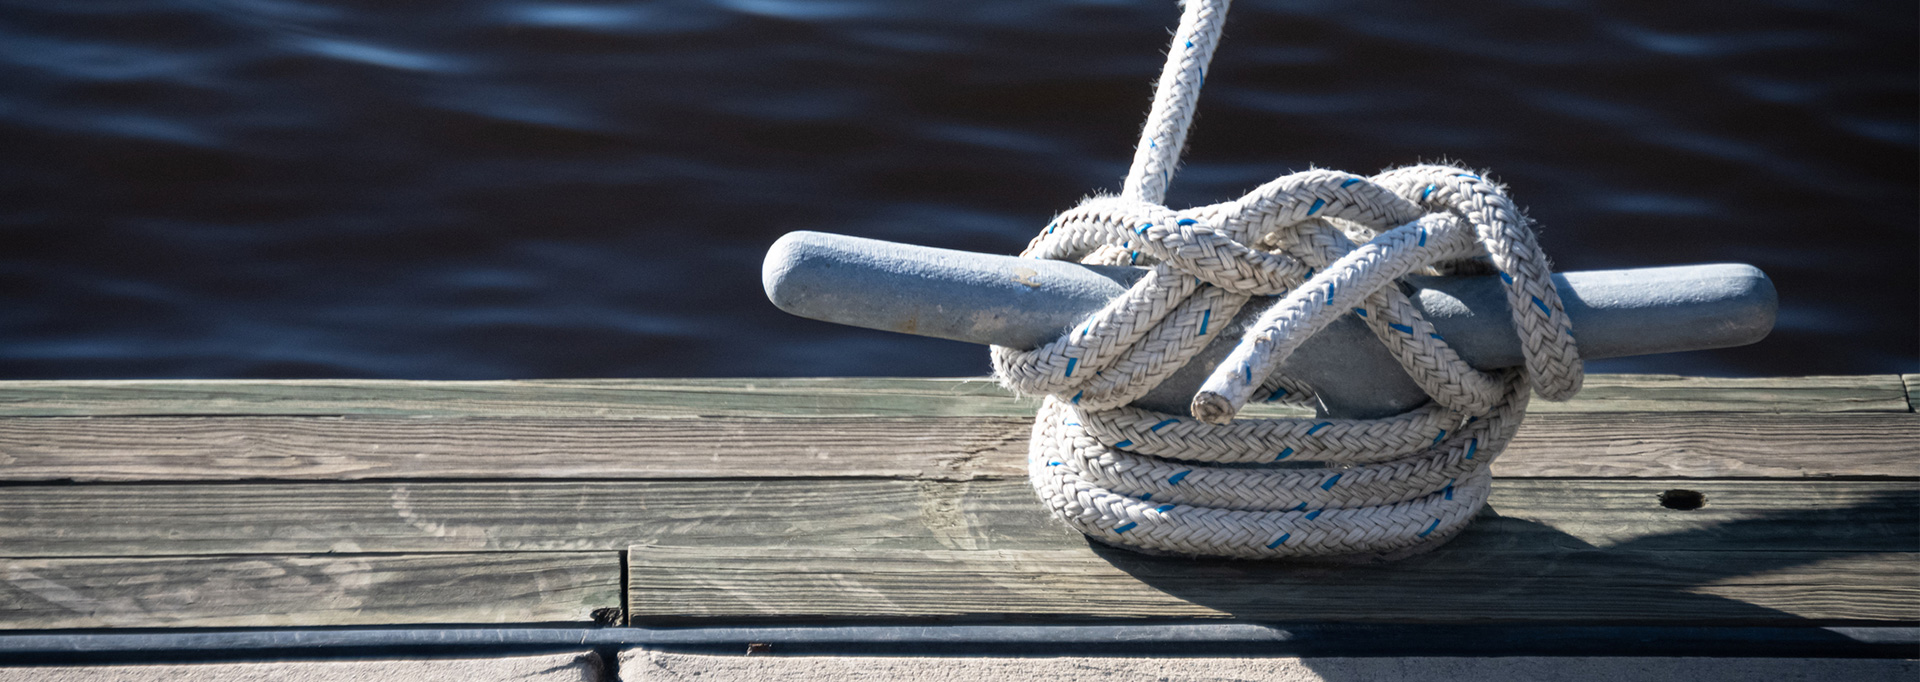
0;374;1914;638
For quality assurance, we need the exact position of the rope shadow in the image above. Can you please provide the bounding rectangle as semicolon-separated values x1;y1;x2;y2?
1086;489;1917;632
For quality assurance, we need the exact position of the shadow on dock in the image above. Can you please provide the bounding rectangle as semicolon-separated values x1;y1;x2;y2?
1089;490;1918;638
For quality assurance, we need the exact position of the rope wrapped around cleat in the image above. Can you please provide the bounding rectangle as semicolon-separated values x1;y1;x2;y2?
991;0;1584;559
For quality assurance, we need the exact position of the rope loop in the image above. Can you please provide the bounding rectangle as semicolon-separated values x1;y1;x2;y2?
993;0;1584;559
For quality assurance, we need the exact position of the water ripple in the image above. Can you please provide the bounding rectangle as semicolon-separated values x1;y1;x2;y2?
0;0;1911;379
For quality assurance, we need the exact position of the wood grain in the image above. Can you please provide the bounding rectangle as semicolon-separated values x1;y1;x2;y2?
1526;374;1912;414
2;412;1912;482
0;553;620;630
0;375;1905;418
628;544;1918;624
0;479;1908;557
0;374;1906;631
0;415;1032;481
0;378;1046;418
1495;412;1920;478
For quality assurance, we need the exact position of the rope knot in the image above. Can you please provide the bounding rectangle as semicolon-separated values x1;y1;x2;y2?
997;166;1581;417
997;165;1585;559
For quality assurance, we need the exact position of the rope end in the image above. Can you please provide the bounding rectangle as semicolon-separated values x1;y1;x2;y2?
1190;391;1238;425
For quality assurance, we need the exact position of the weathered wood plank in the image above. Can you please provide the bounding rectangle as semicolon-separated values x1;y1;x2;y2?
0;375;1904;418
1527;374;1912;414
2;412;1912;482
0;553;620;630
628;544;1918;624
1904;374;1918;412
0;480;1909;557
1495;412;1920;478
0;415;1031;481
622;652;1920;682
0;378;1046;418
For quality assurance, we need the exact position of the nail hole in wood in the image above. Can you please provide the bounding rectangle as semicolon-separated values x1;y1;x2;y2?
1658;489;1705;510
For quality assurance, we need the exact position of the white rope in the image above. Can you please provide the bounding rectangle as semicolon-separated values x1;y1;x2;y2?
993;0;1585;559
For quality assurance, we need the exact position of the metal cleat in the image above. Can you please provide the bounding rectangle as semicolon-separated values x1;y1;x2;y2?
763;230;1776;419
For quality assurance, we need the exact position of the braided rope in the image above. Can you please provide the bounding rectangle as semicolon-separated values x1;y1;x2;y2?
993;0;1584;559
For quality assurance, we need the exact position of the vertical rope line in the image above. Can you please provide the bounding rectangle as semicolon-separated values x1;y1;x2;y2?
1121;0;1233;204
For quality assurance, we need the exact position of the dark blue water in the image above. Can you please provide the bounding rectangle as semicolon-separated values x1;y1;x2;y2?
2;0;1914;380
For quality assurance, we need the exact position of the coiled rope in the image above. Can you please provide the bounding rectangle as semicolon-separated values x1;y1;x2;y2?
992;0;1585;559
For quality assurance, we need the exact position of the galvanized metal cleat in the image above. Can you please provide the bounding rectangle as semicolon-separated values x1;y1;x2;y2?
762;230;1776;419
